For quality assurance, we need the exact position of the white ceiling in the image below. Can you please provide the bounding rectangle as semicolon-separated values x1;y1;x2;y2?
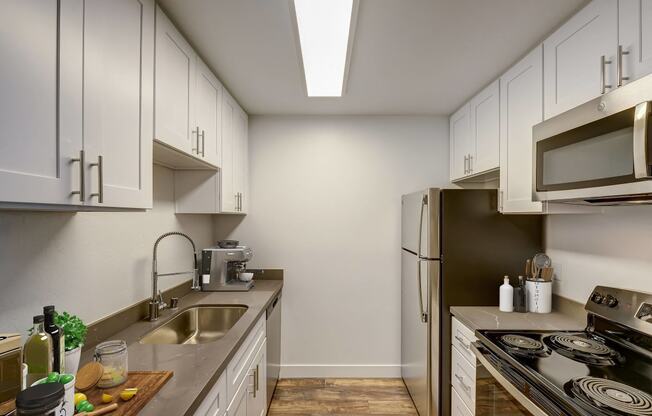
159;0;588;116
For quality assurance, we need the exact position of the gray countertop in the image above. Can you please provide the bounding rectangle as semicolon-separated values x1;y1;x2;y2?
82;280;283;416
450;306;585;332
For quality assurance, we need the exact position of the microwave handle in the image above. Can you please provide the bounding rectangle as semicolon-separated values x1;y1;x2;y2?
634;102;652;179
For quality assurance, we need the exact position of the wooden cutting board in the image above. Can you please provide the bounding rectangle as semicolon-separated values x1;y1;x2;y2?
83;371;173;415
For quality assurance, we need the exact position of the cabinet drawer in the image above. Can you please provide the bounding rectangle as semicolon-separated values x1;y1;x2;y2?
194;371;227;416
451;345;476;411
227;314;266;407
452;317;477;366
451;386;474;416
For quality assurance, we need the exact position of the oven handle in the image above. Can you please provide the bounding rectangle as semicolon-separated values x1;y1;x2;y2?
633;101;651;179
470;343;548;416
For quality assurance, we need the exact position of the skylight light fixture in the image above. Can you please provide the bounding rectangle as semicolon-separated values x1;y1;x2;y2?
292;0;357;97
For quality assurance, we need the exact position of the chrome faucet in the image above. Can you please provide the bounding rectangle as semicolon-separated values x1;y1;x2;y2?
149;231;201;321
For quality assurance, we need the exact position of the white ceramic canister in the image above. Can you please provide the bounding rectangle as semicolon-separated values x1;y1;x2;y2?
526;279;552;313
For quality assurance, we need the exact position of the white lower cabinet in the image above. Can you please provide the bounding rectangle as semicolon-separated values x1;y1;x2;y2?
195;315;267;416
451;317;478;415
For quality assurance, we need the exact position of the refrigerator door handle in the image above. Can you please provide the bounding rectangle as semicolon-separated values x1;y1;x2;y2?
417;194;428;323
417;260;428;323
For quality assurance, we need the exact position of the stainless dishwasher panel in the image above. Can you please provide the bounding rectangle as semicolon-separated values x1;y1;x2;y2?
266;293;281;406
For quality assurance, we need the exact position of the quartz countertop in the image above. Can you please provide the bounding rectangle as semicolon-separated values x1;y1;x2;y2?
450;305;585;332
82;280;282;416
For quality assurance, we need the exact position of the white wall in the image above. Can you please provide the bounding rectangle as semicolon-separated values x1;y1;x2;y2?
546;206;652;303
0;165;214;333
215;115;450;377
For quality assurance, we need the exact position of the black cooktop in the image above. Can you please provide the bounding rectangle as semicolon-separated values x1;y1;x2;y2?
478;329;652;416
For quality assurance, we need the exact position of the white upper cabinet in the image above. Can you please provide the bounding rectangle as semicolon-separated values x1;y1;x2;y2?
83;0;154;209
0;0;152;209
155;6;196;155
543;0;618;119
469;80;500;174
220;92;237;212
618;0;652;85
499;46;544;214
0;0;81;206
449;104;473;182
196;58;223;167
233;106;249;214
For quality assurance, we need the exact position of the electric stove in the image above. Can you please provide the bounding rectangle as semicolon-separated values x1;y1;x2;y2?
473;286;652;416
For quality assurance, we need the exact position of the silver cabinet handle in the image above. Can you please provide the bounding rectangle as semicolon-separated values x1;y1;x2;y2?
469;155;473;173
455;335;471;350
463;155;468;175
70;150;85;202
89;155;104;203
617;45;630;87
192;127;200;154
235;193;239;211
248;369;256;396
454;373;471;392
201;130;205;157
601;55;613;94
255;364;259;393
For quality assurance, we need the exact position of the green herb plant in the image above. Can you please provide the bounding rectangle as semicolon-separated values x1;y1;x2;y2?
53;311;87;351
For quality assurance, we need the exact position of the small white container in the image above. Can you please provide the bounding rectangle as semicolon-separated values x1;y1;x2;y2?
526;279;552;313
239;272;254;282
499;276;514;312
32;374;75;416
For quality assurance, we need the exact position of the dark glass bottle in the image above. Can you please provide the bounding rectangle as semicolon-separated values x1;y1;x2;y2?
43;306;64;373
513;276;527;313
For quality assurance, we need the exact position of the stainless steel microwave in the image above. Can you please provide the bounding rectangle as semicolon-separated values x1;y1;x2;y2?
533;73;652;205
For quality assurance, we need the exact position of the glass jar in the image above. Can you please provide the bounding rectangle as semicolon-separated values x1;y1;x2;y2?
94;340;128;388
15;383;64;416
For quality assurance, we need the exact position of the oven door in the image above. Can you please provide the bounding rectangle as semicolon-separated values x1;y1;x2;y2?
471;343;554;416
533;75;652;204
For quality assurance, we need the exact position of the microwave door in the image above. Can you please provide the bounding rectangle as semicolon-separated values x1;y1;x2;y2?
633;101;652;179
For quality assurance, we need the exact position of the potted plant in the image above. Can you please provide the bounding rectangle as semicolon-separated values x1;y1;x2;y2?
54;311;87;375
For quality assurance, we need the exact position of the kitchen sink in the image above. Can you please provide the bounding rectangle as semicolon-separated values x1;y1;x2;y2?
140;305;248;345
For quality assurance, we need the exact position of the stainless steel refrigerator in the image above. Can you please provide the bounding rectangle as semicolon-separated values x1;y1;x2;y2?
401;189;542;416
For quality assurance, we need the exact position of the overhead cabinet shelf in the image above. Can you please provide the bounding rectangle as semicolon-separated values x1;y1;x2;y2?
450;0;652;214
153;6;249;214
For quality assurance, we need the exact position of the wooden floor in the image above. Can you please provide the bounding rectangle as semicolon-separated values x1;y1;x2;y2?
268;379;418;416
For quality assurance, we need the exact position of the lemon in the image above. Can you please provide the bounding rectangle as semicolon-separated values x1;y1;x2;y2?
74;393;87;406
102;393;114;403
120;388;138;401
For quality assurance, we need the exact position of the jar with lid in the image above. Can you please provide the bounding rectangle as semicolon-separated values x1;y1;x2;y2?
15;383;64;416
94;340;128;388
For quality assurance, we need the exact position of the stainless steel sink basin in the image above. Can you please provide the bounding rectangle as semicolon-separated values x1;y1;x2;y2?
140;305;248;345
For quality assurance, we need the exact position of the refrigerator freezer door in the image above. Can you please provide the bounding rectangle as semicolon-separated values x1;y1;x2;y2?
401;189;440;259
401;250;440;416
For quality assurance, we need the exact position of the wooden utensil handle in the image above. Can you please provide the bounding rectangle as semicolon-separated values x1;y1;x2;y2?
78;403;119;416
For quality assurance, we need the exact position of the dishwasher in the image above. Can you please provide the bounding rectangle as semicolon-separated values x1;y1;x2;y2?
266;293;281;406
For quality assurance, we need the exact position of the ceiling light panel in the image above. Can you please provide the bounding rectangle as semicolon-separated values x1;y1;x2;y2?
293;0;354;97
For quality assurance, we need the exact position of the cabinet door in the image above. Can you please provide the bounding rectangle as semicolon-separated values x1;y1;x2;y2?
233;106;248;213
543;0;618;119
0;0;83;206
220;92;237;212
83;0;154;209
227;378;247;416
246;340;267;416
449;104;472;181
155;6;196;154
619;0;652;83
194;371;227;416
499;46;544;214
470;80;499;174
196;58;223;167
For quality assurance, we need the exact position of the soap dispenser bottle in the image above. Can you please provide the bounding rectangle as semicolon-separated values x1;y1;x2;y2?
499;275;514;312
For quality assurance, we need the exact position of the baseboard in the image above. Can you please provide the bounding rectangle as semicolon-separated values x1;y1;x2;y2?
280;364;401;378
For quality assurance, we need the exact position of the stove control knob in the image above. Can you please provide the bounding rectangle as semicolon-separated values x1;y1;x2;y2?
604;295;618;308
591;292;604;304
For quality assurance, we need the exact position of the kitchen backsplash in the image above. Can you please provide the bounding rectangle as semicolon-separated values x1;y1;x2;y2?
0;165;214;333
546;205;652;303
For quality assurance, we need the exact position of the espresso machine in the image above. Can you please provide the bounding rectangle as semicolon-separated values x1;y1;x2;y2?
201;245;254;291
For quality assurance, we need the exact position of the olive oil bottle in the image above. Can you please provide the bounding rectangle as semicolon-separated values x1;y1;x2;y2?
24;315;53;385
43;305;65;373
